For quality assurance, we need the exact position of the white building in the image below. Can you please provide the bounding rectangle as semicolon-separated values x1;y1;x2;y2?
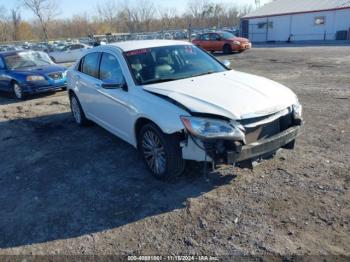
241;0;350;42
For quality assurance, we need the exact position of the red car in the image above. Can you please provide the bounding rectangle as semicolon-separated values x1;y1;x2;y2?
192;31;252;54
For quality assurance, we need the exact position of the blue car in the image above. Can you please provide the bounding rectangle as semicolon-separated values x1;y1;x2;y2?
0;50;67;99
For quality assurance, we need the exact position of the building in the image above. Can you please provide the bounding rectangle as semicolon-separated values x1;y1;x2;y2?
241;0;350;42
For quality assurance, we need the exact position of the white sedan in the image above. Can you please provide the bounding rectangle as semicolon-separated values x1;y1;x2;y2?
49;43;91;63
67;40;302;179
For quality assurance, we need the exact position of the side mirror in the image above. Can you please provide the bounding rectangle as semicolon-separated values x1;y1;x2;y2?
222;59;231;68
216;37;221;41
101;77;127;90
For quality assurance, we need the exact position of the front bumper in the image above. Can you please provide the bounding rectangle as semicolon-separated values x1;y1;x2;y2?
233;42;252;51
22;81;67;94
227;125;300;164
182;125;300;166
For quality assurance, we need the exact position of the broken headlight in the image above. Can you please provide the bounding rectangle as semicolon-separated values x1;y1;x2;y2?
180;116;245;141
292;101;303;120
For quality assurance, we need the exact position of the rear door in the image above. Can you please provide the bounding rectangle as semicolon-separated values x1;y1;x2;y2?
75;52;102;116
196;34;210;50
76;51;132;141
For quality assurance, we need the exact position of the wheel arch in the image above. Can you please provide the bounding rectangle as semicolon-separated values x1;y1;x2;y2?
134;116;185;148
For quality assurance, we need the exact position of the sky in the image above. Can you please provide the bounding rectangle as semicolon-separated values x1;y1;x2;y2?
0;0;270;20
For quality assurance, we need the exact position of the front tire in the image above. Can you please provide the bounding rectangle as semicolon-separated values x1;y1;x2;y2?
12;82;25;100
69;93;89;126
138;123;185;179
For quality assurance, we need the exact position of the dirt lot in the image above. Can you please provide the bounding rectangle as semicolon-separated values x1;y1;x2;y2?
0;45;349;257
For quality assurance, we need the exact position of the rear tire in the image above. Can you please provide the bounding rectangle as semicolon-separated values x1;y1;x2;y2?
138;123;185;179
69;93;90;126
223;44;232;54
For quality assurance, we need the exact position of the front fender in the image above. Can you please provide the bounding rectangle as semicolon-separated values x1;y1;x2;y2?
130;90;190;146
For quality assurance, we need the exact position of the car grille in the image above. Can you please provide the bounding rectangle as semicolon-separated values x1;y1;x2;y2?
48;72;63;80
240;110;294;144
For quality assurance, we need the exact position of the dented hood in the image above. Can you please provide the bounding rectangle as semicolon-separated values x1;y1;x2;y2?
142;70;298;120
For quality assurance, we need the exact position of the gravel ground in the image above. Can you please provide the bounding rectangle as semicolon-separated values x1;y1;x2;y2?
0;45;349;257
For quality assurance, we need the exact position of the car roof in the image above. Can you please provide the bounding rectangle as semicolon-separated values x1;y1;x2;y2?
0;50;38;57
107;40;192;52
0;50;23;57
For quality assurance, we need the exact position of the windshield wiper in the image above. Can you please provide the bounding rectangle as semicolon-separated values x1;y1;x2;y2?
190;71;215;78
142;78;179;85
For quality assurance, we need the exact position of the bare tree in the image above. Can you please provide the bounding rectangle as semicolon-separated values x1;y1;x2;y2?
22;0;60;41
0;6;11;42
159;7;177;30
136;0;155;32
97;0;120;31
11;7;21;41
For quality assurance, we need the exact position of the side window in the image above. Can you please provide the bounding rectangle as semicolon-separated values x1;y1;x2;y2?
81;52;100;78
209;33;218;41
201;34;210;41
70;44;81;50
99;53;123;82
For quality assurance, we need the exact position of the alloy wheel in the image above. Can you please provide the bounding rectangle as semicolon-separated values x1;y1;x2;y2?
141;130;167;175
71;96;82;124
13;84;23;99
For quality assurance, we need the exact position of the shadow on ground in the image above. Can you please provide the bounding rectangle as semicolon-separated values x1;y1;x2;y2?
0;91;63;106
0;112;235;248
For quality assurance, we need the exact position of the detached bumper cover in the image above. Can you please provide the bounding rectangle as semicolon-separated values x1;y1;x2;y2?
228;125;300;164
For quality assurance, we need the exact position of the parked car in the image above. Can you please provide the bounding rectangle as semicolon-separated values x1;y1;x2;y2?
48;43;91;63
192;31;251;54
0;50;67;99
67;40;302;179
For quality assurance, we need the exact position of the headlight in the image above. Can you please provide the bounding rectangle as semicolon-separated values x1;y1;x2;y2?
26;75;45;81
180;116;245;141
293;101;303;120
233;41;241;45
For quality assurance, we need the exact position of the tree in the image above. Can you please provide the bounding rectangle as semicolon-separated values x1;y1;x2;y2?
96;0;119;32
11;7;21;41
0;6;10;42
159;7;177;30
22;0;60;41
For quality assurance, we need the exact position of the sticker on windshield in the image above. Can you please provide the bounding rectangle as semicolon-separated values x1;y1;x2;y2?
184;45;196;54
125;49;151;56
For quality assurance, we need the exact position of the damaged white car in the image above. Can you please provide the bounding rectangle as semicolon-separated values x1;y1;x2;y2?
67;40;302;179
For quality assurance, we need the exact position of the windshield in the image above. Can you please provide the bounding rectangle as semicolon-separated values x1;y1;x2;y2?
219;32;235;39
4;51;53;70
124;45;228;85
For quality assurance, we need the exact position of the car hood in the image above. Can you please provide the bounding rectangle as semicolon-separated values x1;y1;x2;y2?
13;64;66;75
142;70;298;120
